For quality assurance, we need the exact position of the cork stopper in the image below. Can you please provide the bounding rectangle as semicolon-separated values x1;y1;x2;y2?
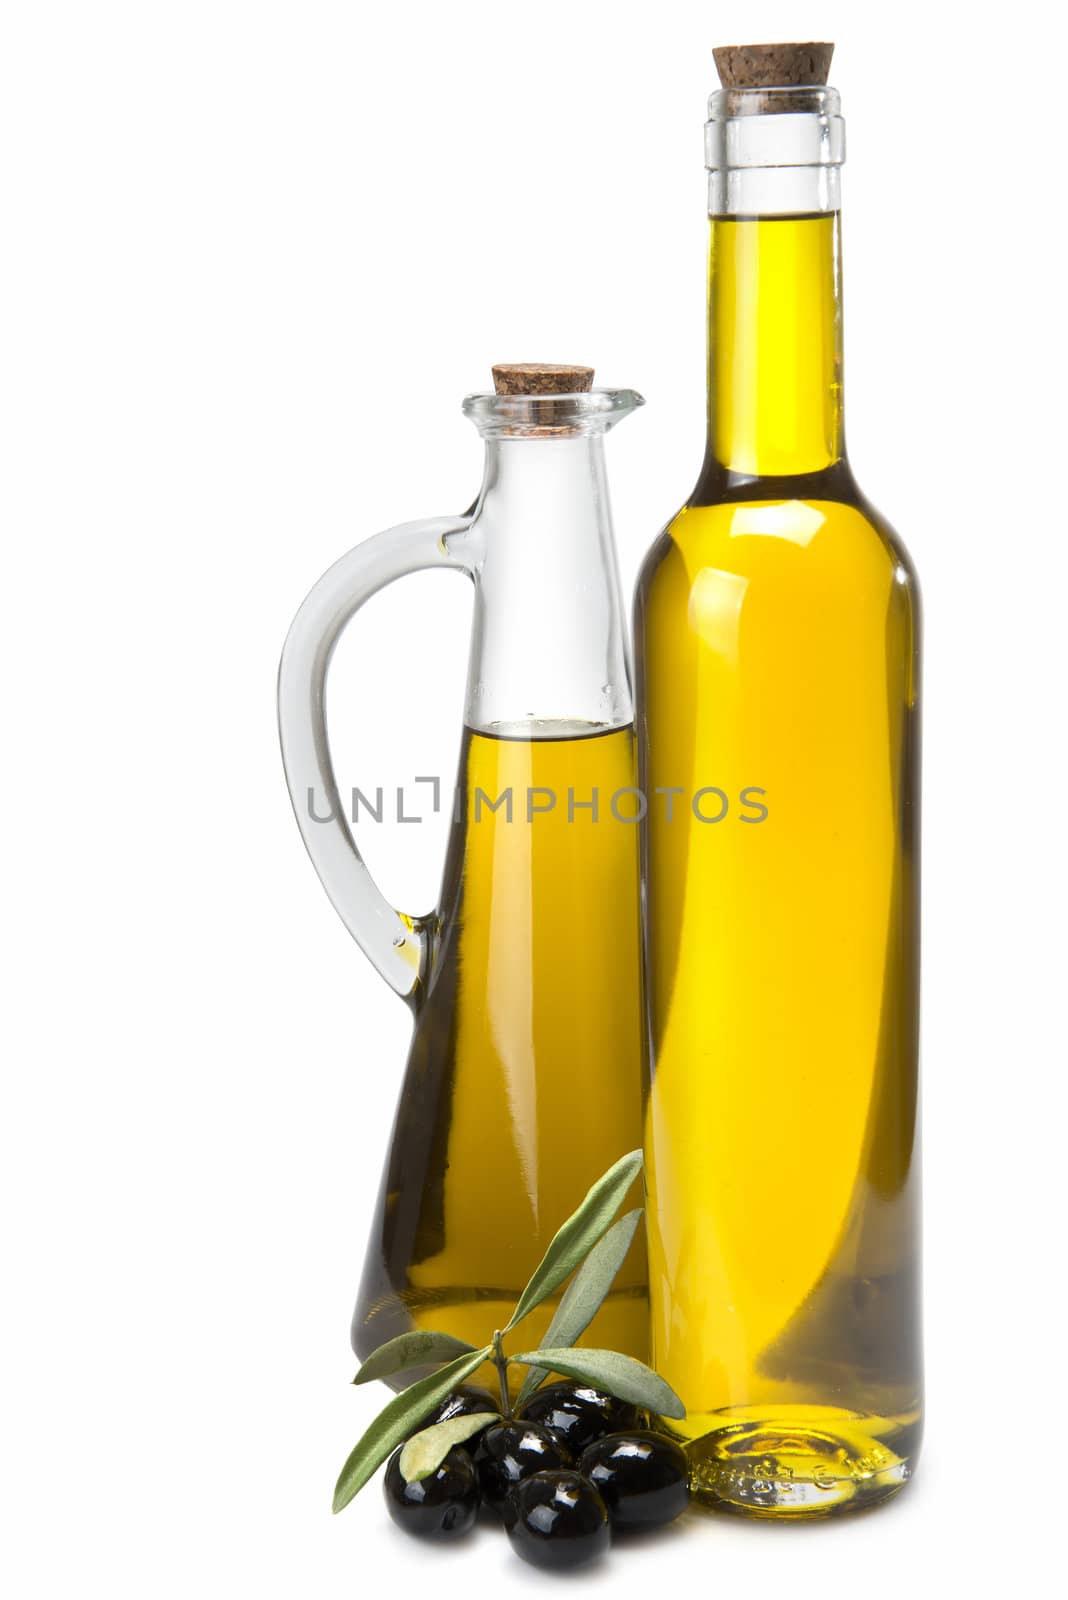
713;41;833;88
492;363;595;397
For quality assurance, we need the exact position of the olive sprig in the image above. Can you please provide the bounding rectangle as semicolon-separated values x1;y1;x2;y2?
333;1149;685;1513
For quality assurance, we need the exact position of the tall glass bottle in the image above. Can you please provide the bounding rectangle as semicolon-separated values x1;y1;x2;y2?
635;45;922;1515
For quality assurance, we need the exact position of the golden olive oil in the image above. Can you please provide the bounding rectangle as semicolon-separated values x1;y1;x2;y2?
636;214;922;1514
354;724;648;1385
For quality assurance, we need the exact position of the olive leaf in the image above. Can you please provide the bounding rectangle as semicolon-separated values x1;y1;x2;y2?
332;1345;492;1513
513;1208;644;1412
352;1329;477;1387
511;1346;686;1420
504;1149;643;1332
398;1411;501;1484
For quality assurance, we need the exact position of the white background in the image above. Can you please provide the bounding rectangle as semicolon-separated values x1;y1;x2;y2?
2;1;1065;1594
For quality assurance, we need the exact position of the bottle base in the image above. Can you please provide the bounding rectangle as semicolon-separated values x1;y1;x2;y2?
682;1406;919;1519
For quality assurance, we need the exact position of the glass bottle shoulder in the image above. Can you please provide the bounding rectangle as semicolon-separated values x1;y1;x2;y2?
636;468;920;624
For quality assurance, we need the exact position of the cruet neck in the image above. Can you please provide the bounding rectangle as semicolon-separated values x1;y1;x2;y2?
456;387;638;738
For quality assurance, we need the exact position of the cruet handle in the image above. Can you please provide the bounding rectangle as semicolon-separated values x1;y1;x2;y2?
277;515;475;1002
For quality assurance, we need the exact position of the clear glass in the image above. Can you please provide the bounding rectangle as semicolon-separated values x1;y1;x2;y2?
636;85;923;1516
706;86;845;217
278;388;650;1383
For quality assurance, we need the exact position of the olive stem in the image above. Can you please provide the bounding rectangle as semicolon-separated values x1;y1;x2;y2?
492;1330;513;1419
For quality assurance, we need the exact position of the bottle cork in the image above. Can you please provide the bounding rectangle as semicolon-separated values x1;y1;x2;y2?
713;41;834;88
492;364;595;397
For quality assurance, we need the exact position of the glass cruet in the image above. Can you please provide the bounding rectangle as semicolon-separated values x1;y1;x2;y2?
278;365;649;1381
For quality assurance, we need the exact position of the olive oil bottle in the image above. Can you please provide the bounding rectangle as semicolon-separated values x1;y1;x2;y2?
635;45;922;1514
278;366;648;1391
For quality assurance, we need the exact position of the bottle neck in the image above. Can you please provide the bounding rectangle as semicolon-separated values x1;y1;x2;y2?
463;431;633;737
707;209;844;478
703;85;846;481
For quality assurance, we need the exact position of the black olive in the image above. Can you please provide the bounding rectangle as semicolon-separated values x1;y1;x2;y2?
382;1444;480;1539
520;1382;638;1453
578;1431;691;1528
473;1421;571;1511
421;1384;499;1429
504;1470;611;1570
